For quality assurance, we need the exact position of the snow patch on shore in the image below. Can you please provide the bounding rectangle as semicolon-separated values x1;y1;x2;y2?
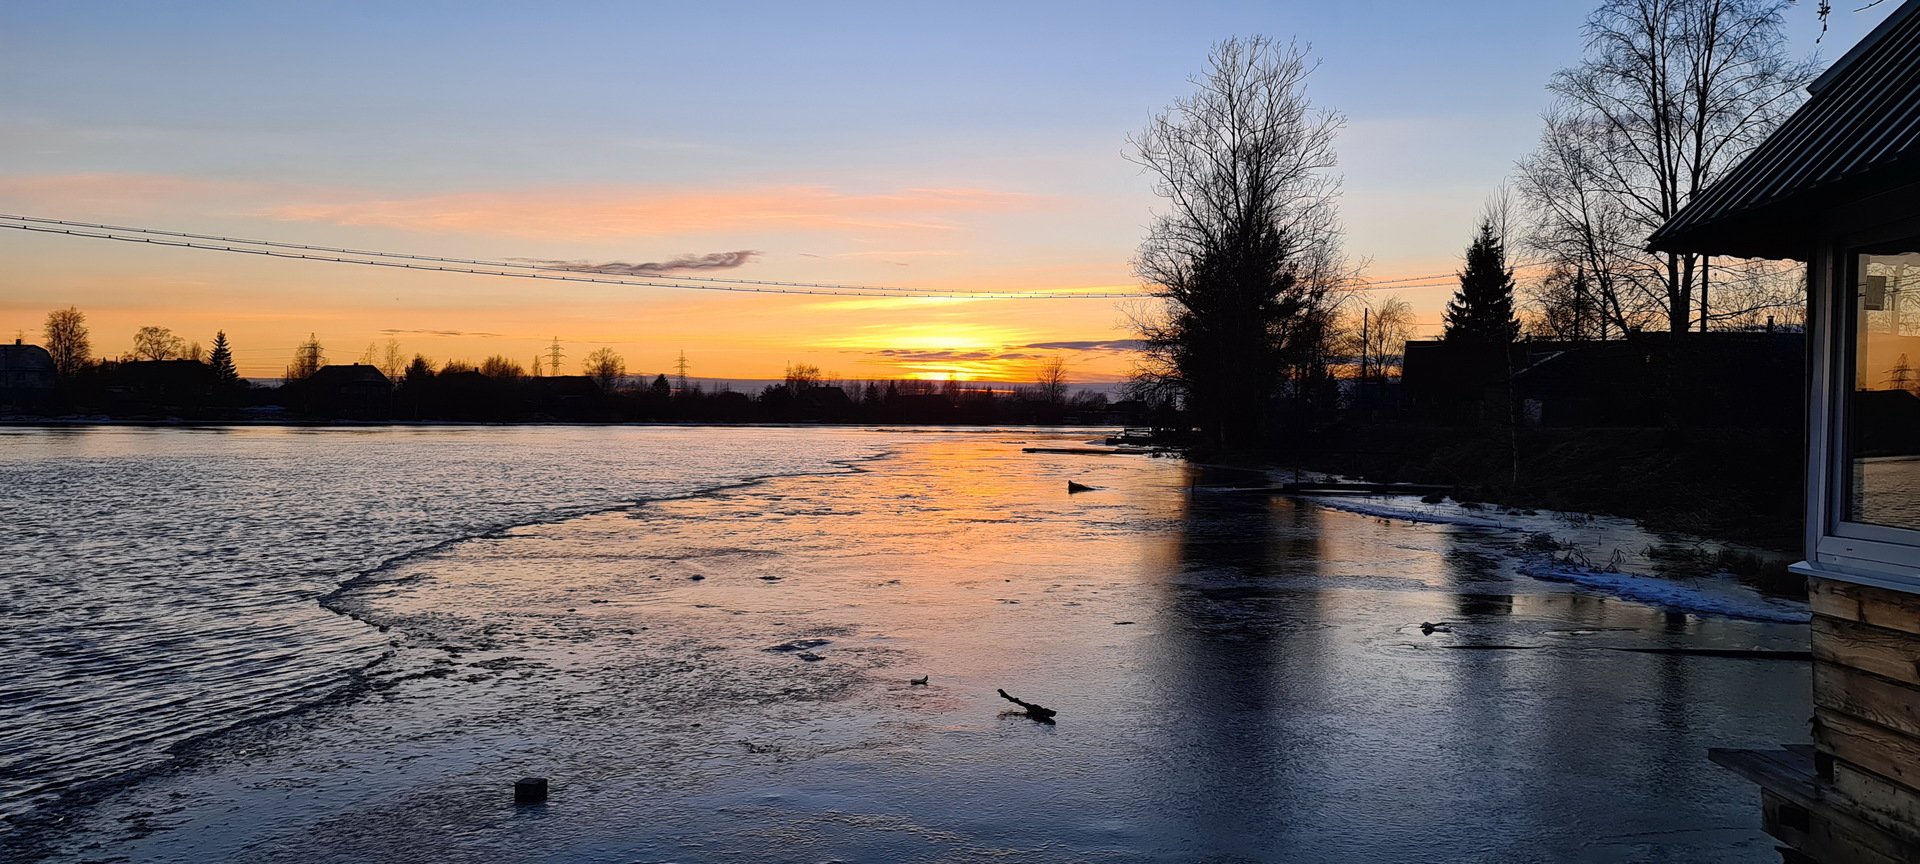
1305;494;1811;624
1518;560;1811;624
1310;497;1508;530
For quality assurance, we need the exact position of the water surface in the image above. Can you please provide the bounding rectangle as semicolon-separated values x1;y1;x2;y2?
3;427;1809;862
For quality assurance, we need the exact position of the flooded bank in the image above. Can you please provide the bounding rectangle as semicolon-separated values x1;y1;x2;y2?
7;429;1809;862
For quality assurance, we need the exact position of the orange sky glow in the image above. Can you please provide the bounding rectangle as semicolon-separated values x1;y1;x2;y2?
0;172;1471;384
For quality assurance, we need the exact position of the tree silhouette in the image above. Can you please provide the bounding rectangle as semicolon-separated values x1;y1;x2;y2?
133;326;186;361
1524;0;1814;333
1036;356;1068;405
583;348;625;391
479;355;525;379
286;333;325;381
1443;217;1521;343
1127;36;1349;450
42;306;90;375
208;331;240;385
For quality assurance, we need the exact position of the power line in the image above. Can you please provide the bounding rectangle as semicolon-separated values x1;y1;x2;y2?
0;220;1154;300
0;213;1144;298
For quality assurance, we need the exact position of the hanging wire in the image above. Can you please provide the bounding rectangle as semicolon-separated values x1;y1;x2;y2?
0;219;1156;300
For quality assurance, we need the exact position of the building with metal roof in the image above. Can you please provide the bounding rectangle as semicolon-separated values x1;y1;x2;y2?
1652;2;1920;859
1648;0;1920;260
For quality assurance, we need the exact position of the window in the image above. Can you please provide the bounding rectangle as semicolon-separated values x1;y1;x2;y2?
1845;242;1920;534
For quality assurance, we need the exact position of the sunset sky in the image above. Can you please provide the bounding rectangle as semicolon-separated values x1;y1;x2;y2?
0;2;1891;383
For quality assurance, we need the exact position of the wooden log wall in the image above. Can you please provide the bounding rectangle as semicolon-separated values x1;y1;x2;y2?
1811;578;1920;850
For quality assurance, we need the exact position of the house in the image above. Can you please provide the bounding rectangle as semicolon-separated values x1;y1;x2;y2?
1647;1;1920;858
295;364;391;418
1402;335;1803;428
0;340;56;403
109;359;220;408
528;375;603;419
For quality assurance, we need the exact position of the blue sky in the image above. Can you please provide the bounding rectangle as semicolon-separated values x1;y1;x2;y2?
0;1;1895;378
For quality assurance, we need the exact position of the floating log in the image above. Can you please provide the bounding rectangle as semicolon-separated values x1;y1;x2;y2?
910;675;928;686
998;688;1057;723
514;777;548;804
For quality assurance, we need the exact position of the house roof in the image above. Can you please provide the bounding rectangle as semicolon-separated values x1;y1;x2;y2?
0;343;55;372
306;364;391;387
1647;0;1920;259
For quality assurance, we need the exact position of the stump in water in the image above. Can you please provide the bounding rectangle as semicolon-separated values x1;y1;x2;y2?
998;688;1057;723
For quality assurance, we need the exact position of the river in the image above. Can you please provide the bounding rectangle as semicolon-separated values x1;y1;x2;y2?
1;425;1810;862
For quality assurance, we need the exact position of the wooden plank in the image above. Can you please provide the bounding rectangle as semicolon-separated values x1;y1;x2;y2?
1815;661;1920;740
1814;614;1920;688
1818;707;1920;792
1833;761;1920;846
1760;789;1903;864
1812;578;1920;638
1715;747;1920;863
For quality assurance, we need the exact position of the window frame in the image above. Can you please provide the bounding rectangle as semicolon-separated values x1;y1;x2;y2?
1809;217;1920;591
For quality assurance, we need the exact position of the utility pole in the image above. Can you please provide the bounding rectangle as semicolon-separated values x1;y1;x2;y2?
674;350;690;393
547;337;564;376
1360;307;1370;382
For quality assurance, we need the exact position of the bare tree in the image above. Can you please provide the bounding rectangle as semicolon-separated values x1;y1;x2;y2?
1342;294;1416;381
286;333;325;381
1518;112;1655;337
380;339;406;380
132;326;186;361
1523;0;1815;335
1127;36;1350;449
583;347;626;391
1035;356;1069;405
42;306;90;375
479;355;525;379
783;362;822;393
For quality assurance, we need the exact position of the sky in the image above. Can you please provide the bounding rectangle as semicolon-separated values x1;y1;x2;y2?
0;1;1896;383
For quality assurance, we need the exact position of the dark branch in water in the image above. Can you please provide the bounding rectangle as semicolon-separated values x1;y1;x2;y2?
997;688;1057;723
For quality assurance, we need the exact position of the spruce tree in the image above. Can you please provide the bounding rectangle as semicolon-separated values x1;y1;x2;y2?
208;330;240;385
1442;218;1521;343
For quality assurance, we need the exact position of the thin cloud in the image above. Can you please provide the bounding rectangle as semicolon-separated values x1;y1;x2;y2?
511;250;760;275
1020;339;1146;352
378;328;504;338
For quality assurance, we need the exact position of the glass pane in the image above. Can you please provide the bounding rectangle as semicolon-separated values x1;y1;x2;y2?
1849;245;1920;530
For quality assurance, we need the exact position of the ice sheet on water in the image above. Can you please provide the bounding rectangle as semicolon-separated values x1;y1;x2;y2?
1303;494;1811;624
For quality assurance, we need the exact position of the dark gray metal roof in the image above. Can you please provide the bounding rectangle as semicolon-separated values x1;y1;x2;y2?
1648;0;1920;259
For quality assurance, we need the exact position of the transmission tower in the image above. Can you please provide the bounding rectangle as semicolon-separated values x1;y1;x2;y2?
674;350;690;393
547;337;564;375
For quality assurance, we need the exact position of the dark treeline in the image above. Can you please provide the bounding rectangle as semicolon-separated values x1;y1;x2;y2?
2;312;1151;427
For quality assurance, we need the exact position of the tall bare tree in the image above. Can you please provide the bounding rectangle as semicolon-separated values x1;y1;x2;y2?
479;355;525;379
1035;356;1069;406
286;333;325;381
1127;36;1350;449
380;339;406;380
1342;294;1416;381
132;326;186;361
583;348;626;391
42;306;90;375
1521;0;1815;334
